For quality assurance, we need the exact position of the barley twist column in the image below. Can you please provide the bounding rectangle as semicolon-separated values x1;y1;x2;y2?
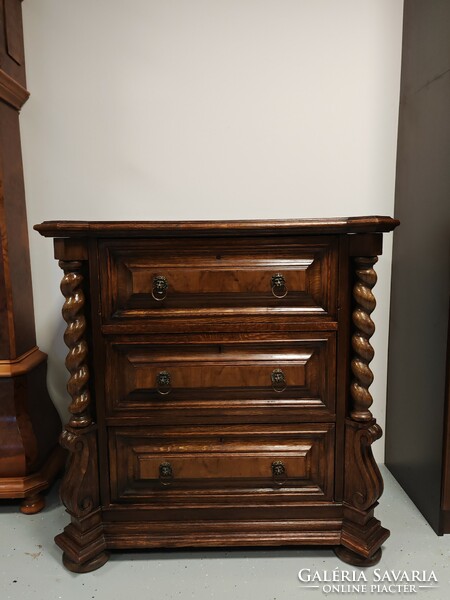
59;260;91;428
55;258;107;572
350;256;378;422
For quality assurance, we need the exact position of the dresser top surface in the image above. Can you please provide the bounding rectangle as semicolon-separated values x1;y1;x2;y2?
34;215;399;238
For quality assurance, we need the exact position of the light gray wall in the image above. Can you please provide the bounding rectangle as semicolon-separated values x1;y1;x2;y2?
20;0;404;461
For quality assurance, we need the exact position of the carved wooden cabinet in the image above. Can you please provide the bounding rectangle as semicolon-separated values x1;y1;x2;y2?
35;217;398;572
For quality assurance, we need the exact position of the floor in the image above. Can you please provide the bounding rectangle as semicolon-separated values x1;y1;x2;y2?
1;466;449;600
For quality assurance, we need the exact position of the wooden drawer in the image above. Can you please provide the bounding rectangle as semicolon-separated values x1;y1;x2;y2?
104;333;336;423
99;236;338;325
109;424;335;503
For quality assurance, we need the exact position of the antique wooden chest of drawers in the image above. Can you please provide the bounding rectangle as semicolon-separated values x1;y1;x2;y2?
35;216;399;572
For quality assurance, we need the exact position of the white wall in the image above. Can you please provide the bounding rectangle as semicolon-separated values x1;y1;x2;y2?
21;0;404;462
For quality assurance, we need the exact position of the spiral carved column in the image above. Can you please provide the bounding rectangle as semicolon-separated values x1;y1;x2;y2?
350;256;378;422
59;260;92;428
336;252;389;567
56;260;108;573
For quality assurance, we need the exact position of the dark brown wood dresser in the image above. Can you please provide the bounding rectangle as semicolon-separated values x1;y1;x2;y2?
34;216;399;572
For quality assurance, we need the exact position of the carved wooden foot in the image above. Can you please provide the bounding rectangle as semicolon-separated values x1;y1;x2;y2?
62;551;109;573
55;524;109;573
334;546;382;567
341;418;390;561
20;493;45;514
341;510;390;554
55;505;108;573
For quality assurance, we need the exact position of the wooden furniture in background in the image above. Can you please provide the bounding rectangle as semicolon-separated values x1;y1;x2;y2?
0;0;64;513
36;217;398;572
385;0;450;535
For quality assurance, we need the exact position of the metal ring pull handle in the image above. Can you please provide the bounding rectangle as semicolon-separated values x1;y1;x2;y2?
271;368;287;393
271;273;288;298
152;274;168;301
271;460;287;486
159;462;173;486
156;370;171;395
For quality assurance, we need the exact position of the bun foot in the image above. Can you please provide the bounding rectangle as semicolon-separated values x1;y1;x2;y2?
20;493;45;514
334;546;382;567
62;551;109;573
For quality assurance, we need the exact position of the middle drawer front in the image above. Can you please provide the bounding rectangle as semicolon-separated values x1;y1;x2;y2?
105;333;336;423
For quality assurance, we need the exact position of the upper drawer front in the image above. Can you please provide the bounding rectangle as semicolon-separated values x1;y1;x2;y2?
104;333;336;423
109;424;335;503
99;236;338;325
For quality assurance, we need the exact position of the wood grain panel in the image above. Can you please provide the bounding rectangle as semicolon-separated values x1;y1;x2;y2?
0;101;36;358
109;423;335;502
99;236;339;324
104;333;336;422
4;0;24;65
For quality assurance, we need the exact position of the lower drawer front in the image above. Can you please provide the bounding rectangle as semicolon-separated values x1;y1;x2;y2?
109;424;334;503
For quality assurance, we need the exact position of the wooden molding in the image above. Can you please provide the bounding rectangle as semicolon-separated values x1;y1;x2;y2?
0;68;29;110
34;216;400;238
54;238;89;261
0;446;65;514
0;445;66;505
0;346;47;377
